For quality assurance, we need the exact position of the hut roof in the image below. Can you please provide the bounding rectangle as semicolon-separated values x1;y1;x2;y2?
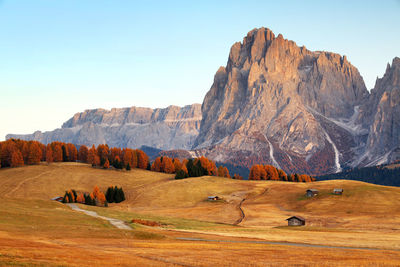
286;216;305;222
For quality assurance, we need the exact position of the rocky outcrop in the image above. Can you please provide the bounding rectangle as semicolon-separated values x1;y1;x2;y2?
7;104;202;150
193;27;370;175
356;57;400;166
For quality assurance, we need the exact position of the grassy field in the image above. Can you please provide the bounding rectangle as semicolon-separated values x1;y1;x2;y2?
1;162;400;266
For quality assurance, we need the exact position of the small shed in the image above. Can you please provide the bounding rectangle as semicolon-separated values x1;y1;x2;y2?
51;196;63;202
208;196;220;201
306;189;319;197
333;188;343;195
286;216;306;226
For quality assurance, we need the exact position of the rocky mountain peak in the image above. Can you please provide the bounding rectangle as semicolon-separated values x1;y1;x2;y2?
195;27;371;175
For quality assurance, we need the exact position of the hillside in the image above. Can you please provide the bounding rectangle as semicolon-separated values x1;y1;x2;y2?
1;163;400;235
1;163;400;265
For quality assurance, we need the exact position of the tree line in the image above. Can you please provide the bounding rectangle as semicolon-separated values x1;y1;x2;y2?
149;156;232;179
0;139;149;171
62;185;126;207
249;164;315;182
62;186;111;207
1;139;313;182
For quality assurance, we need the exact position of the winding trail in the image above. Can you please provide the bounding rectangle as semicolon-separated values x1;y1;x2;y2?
234;187;269;225
234;199;246;225
5;170;52;198
66;203;132;230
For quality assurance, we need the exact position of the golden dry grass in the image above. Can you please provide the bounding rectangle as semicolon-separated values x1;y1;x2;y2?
1;163;400;266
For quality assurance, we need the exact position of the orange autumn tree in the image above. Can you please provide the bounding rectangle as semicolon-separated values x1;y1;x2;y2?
197;156;217;176
78;145;88;163
52;143;63;162
264;165;279;180
97;144;109;165
11;150;24;167
87;145;100;166
46;145;53;163
151;157;162;172
103;158;110;169
217;166;230;178
249;164;314;182
123;148;137;169
136;149;149;169
27;142;42;165
76;193;85;203
162;157;175;174
93;186;106;206
66;143;77;162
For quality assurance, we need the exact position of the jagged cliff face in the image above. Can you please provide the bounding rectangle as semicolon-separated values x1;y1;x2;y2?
7;104;202;150
194;27;370;175
356;57;400;166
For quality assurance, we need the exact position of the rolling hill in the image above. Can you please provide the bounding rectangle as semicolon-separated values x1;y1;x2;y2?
1;163;400;265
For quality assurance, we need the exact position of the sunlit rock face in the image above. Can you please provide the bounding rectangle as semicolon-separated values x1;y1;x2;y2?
7;104;202;150
357;57;400;166
194;27;371;175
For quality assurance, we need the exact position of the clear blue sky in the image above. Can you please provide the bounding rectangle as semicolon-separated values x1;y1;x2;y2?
1;0;399;140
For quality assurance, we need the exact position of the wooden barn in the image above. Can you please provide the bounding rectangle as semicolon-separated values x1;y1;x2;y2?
333;188;343;195
286;216;305;226
306;189;319;197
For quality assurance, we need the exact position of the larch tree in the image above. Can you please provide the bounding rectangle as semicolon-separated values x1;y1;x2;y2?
27;142;42;165
103;158;110;169
46;145;53;163
151;157;162;172
78;145;88;163
136;149;149;170
52;144;63;162
162;157;175;174
11;150;24;167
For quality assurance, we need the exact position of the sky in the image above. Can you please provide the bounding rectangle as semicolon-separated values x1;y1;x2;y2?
0;0;399;141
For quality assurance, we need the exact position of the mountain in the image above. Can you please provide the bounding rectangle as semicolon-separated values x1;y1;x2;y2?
7;28;399;176
7;104;201;150
355;57;400;166
193;27;372;175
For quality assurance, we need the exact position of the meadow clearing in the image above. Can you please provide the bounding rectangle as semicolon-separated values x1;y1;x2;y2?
0;162;400;266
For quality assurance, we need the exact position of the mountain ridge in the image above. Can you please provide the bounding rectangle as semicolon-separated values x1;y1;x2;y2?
7;28;400;175
7;104;202;150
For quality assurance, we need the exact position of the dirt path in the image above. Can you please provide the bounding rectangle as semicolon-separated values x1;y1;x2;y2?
5;170;53;198
234;187;269;225
66;204;132;230
176;237;387;251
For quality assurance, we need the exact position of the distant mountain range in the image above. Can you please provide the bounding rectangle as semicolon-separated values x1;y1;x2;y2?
8;27;400;176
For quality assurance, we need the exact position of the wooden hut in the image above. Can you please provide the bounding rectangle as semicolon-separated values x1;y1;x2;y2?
333;188;343;195
306;189;319;197
286;216;305;226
